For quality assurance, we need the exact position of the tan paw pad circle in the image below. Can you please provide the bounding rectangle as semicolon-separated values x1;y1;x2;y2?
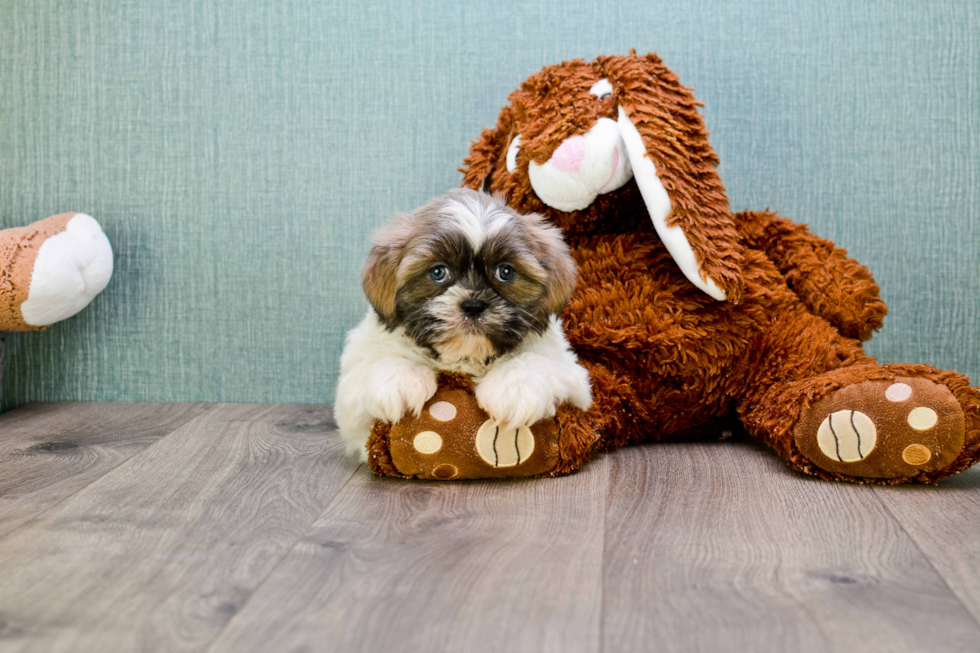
885;383;912;402
907;407;938;431
428;401;457;422
902;444;932;466
475;420;535;468
816;410;877;462
412;431;443;454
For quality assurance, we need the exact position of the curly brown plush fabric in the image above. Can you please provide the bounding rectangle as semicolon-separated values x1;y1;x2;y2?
448;51;980;485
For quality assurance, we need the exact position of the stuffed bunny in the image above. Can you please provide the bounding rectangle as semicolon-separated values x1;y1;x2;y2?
369;51;978;484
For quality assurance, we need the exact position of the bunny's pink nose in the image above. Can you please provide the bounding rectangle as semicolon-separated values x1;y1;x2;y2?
550;136;586;173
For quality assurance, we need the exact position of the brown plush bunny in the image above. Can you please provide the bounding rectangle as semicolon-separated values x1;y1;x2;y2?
369;51;979;484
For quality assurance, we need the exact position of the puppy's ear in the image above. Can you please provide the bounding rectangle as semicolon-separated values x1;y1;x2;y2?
523;212;578;315
361;215;412;325
600;52;745;303
460;106;515;193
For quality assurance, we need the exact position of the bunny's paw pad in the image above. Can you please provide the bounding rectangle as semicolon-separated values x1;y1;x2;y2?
794;377;965;479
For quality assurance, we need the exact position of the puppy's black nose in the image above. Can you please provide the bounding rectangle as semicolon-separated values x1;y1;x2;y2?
460;299;487;317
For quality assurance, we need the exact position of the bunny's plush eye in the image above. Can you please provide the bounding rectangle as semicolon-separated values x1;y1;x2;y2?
506;135;522;173
589;78;613;101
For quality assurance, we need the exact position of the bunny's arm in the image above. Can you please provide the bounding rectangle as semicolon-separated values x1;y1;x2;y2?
735;210;886;341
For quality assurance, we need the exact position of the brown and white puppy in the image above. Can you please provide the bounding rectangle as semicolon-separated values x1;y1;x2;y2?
335;189;592;458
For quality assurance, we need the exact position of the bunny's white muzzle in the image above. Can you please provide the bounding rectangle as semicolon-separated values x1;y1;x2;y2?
526;118;633;212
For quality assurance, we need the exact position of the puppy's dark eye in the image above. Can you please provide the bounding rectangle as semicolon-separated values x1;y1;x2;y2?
429;265;449;284
598;92;611;100
495;264;516;283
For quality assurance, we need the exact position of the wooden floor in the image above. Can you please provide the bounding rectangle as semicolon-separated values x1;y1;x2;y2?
1;403;979;652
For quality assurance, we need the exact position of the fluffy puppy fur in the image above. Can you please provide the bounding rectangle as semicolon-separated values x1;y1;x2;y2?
336;189;592;459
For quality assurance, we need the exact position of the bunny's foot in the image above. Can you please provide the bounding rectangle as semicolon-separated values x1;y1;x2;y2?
0;213;113;331
783;366;980;484
367;373;597;480
795;376;968;479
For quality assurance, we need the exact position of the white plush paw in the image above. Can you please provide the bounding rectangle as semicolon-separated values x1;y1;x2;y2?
21;214;113;326
367;362;438;424
475;368;557;430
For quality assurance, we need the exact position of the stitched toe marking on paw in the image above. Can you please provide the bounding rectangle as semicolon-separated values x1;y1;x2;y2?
907;407;938;431
475;420;535;468
817;410;877;463
413;431;443;454
903;444;932;466
885;383;912;402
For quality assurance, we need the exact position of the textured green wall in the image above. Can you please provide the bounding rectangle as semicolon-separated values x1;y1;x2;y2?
0;0;977;407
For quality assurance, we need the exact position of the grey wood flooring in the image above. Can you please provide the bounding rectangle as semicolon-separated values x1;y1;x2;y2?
1;403;979;653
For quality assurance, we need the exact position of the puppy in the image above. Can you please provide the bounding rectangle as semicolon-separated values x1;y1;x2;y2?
335;188;592;459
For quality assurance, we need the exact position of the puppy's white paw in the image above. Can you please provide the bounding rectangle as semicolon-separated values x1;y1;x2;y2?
367;362;438;424
568;364;594;412
344;438;369;463
476;367;557;430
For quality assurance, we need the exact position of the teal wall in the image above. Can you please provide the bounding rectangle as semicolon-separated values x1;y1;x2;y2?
0;0;977;407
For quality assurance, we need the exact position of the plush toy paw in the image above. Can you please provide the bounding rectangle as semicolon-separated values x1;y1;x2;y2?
794;377;967;479
0;212;113;331
364;373;593;480
381;388;561;480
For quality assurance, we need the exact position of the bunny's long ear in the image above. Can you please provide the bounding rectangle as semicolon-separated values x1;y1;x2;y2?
603;53;744;303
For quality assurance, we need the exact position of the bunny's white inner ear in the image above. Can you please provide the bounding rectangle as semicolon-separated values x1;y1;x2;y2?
506;135;522;173
616;106;726;301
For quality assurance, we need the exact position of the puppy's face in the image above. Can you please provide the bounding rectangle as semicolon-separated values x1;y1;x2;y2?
362;189;576;363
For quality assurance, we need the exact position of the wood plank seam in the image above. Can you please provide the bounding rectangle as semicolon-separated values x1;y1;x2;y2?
0;403;355;652
0;403;218;534
870;491;980;631
599;453;611;653
0;402;216;541
597;441;980;652
200;462;364;653
203;456;610;652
